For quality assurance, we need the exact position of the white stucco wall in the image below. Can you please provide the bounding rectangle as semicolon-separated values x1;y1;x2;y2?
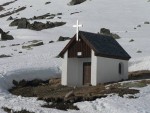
91;50;97;86
61;51;91;86
61;51;68;85
95;56;128;85
62;50;129;86
67;58;91;86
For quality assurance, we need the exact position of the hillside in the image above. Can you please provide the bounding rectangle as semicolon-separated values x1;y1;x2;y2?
0;0;150;112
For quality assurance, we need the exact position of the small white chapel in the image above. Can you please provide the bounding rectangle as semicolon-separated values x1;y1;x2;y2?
59;20;131;86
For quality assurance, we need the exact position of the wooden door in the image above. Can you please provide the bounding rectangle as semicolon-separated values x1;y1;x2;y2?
83;62;91;85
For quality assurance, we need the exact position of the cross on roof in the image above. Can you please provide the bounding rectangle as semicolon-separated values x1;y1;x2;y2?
73;20;83;41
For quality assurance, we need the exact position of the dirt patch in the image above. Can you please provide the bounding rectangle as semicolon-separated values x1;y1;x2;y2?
2;107;35;113
129;70;150;80
9;78;141;111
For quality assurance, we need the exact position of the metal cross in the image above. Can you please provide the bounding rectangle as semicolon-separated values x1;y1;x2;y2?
73;20;83;41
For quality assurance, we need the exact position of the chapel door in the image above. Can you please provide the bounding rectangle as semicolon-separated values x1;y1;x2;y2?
83;62;91;85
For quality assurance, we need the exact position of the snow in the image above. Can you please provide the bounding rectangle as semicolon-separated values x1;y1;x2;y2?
0;0;150;112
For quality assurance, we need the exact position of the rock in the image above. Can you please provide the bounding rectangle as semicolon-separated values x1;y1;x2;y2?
100;28;121;39
129;39;134;42
1;34;14;40
30;41;44;47
58;36;70;41
9;19;20;26
100;28;111;35
49;40;54;43
69;0;86;5
1;46;6;48
30;13;51;20
28;79;43;87
17;18;30;29
10;18;66;31
57;13;62;15
11;44;20;46
144;21;150;24
137;25;141;27
111;33;121;39
0;6;26;18
45;1;51;5
7;16;13;21
0;6;4;11
13;80;18;86
18;79;27;87
0;54;11;58
29;21;46;31
53;22;66;27
0;28;4;34
137;50;142;53
0;28;14;40
64;90;75;99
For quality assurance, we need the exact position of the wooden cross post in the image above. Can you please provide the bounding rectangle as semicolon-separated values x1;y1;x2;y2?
73;20;83;41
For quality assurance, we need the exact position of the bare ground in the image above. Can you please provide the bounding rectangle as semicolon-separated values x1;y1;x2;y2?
8;70;150;111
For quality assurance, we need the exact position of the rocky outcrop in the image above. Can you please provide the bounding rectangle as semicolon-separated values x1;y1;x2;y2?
7;16;13;21
45;1;51;5
17;18;30;29
0;0;17;7
0;6;26;18
0;28;14;40
0;6;4;11
100;28;121;39
58;36;70;41
10;18;66;31
69;0;86;5
0;54;12;58
144;21;150;24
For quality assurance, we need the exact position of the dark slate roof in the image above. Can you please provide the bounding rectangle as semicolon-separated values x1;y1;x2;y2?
59;31;131;60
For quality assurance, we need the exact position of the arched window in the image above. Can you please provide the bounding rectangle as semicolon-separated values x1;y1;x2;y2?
119;63;122;74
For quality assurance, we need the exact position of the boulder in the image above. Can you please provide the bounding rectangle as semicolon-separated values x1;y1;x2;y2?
144;21;150;24
46;22;55;28
7;16;13;21
18;79;27;87
100;28;111;35
69;0;86;5
0;6;4;11
58;36;70;41
0;54;12;58
49;40;54;43
10;18;66;31
31;41;44;46
129;39;134;42
0;28;4;34
17;18;30;29
111;33;121;39
30;21;46;31
28;79;43;87
1;34;14;40
9;19;20;26
13;80;18;86
45;1;51;5
53;22;66;27
0;28;14;40
100;28;121;39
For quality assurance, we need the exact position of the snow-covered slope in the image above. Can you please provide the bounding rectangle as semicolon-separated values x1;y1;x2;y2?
0;0;150;112
0;0;150;81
